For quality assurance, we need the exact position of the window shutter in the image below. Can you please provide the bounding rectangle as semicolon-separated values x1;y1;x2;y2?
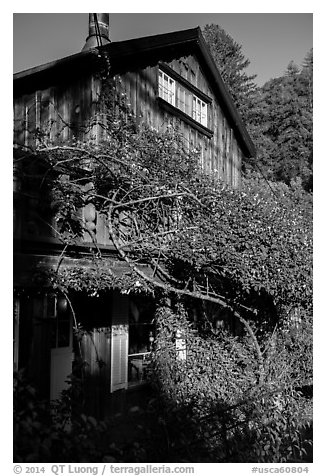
110;293;129;392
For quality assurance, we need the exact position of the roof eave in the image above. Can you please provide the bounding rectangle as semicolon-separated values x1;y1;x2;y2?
195;30;256;158
13;27;256;158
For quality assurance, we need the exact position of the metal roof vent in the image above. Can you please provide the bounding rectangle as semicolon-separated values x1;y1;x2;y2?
82;13;110;51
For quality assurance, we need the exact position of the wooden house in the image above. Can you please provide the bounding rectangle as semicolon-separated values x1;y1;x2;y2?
13;14;256;412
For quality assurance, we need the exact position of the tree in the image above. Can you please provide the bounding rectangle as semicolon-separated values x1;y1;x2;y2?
301;48;313;111
19;110;311;329
202;23;258;124
202;23;313;190
14;80;312;463
254;56;313;190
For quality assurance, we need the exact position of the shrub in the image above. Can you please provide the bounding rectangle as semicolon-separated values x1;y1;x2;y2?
150;305;312;462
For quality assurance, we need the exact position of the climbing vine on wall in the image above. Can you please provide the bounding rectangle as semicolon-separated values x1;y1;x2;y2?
14;85;312;462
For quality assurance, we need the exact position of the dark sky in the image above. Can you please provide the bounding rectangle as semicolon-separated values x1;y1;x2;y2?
13;13;313;86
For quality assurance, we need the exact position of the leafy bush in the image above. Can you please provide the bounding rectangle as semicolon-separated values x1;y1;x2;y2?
150;305;312;462
14;83;312;463
13;371;151;463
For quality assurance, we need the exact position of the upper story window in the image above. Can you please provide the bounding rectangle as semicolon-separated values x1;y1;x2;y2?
176;84;191;117
192;96;208;128
158;68;209;128
158;70;176;106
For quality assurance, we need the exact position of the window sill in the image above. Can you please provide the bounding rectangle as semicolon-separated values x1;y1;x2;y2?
157;97;213;138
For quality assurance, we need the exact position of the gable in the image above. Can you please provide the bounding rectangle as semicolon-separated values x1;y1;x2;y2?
109;52;244;186
14;27;255;159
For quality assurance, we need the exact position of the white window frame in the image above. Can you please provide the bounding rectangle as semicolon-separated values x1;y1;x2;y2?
158;70;176;106
192;95;208;128
158;68;209;128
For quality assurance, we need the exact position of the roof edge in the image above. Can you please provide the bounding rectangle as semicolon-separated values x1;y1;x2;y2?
13;27;201;80
195;29;256;158
14;26;256;158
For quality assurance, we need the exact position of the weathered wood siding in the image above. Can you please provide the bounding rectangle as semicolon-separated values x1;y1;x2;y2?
13;76;103;244
14;55;243;184
13;75;101;147
14;52;244;246
113;53;243;187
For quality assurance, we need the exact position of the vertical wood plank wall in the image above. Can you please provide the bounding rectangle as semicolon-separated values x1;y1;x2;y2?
14;54;244;186
14;53;246;245
112;54;243;186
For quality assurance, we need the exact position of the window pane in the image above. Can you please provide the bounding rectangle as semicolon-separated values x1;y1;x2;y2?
185;90;191;116
192;96;196;120
191;94;208;126
129;323;153;354
158;71;163;97
159;69;208;125
128;298;155;387
177;85;186;113
158;69;175;106
201;103;207;127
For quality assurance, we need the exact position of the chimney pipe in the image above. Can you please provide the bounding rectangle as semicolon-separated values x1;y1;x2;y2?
82;13;110;51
